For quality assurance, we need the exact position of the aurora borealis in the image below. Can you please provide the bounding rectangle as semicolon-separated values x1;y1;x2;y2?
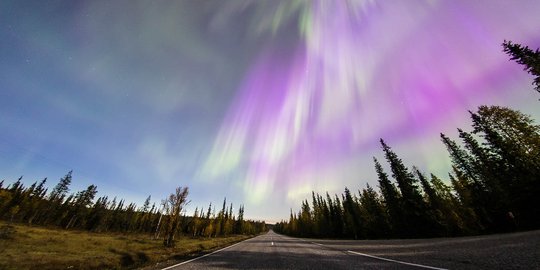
1;1;540;222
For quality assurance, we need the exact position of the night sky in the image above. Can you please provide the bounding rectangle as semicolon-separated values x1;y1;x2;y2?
1;1;540;223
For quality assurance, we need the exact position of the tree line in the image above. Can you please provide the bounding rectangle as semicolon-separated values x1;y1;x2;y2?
0;171;266;246
274;41;540;239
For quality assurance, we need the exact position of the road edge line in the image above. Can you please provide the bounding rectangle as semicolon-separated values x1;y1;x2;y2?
347;250;448;270
161;237;253;270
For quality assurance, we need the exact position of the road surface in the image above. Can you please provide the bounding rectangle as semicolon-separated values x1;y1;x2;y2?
162;230;540;269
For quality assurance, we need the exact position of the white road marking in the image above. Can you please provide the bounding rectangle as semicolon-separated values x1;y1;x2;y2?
347;250;448;270
161;237;253;270
274;233;447;269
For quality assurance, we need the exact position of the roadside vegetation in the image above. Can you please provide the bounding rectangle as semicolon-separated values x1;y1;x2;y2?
275;41;540;239
0;167;266;269
0;221;251;269
0;174;266;243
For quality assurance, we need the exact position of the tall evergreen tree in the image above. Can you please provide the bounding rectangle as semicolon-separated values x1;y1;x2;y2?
342;188;362;239
298;200;312;237
379;140;424;204
26;178;47;224
359;184;390;238
440;133;479;183
503;40;540;94
64;184;98;229
49;171;73;203
380;139;432;237
373;157;401;236
235;204;244;234
471;106;540;228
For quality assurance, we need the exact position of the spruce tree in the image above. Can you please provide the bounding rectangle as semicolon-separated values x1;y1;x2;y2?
49;171;73;203
342;187;361;239
359;184;390;238
373;157;401;236
440;133;479;183
379;140;424;204
380;139;431;237
503;40;540;94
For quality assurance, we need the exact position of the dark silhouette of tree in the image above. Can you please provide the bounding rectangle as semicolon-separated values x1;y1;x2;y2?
359;184;390;238
380;139;432;237
48;171;72;203
297;200;312;237
503;40;540;94
234;204;244;234
342;187;362;239
25;178;47;225
373;157;400;236
471;106;540;228
64;184;98;229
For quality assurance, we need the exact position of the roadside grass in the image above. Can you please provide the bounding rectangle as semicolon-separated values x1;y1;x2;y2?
0;221;252;270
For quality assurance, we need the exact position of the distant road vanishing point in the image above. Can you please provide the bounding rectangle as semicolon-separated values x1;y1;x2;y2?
162;230;540;270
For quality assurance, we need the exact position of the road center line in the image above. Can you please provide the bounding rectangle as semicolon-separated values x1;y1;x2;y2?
347;250;447;270
161;237;253;270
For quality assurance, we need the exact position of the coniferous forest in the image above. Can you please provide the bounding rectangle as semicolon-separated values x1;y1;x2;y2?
274;41;540;239
0;171;266;247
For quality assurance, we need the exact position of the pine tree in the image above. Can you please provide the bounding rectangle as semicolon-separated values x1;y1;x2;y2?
415;168;439;209
455;128;506;231
342;187;362;239
459;129;506;205
332;194;344;237
217;198;227;236
440;133;479;183
65;184;98;229
380;139;433;237
373;157;401;236
379;140;424;204
1;177;24;221
415;168;450;235
298;200;312;237
503;40;540;94
235;205;244;234
141;195;151;213
26;178;47;224
190;207;200;236
359;184;390;238
49;171;73;203
86;196;109;232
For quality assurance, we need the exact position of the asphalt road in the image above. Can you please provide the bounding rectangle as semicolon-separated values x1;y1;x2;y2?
163;230;540;270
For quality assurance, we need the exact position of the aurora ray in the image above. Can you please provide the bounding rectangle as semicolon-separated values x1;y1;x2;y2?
201;0;540;214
